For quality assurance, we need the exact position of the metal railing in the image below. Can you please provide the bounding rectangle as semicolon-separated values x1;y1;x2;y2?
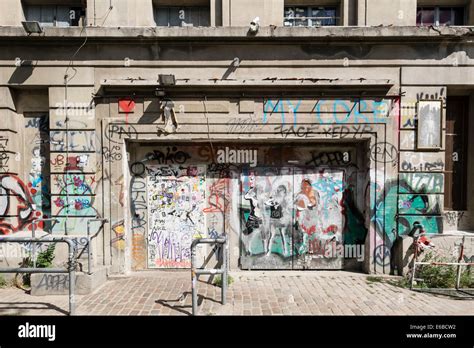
0;236;77;315
410;232;473;291
191;236;228;316
86;218;108;275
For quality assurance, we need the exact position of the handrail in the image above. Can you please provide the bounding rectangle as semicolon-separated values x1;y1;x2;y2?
191;236;228;316
0;236;77;315
86;218;108;275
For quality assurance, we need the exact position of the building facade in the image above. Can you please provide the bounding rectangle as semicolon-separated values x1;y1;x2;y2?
1;0;474;276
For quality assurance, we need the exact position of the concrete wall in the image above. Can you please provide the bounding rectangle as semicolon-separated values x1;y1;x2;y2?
1;24;474;278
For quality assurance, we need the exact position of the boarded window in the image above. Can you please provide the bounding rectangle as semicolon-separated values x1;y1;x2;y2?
444;96;469;210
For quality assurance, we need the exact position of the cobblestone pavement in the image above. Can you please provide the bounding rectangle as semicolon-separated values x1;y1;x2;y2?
0;271;472;316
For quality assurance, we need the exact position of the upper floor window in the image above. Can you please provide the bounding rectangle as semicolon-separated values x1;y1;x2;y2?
284;6;339;27
154;6;210;27
416;7;465;26
24;5;86;27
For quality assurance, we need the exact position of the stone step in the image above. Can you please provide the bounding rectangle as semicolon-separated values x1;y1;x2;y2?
30;266;108;296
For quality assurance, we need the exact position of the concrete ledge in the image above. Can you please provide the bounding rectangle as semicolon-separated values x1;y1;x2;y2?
30;266;107;296
1;26;474;41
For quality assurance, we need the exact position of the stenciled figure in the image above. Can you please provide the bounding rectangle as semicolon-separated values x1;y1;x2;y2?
264;184;291;256
243;185;263;254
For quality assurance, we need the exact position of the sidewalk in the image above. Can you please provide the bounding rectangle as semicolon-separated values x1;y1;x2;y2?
0;271;472;316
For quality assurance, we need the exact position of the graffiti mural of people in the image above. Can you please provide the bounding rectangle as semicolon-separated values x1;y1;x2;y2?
294;178;320;255
264;184;291;256
242;185;263;254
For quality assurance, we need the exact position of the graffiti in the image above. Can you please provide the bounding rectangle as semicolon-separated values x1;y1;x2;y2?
203;178;230;214
401;160;444;172
275;124;374;139
444;211;464;227
275;125;319;138
111;220;125;250
118;99;135;123
52;174;96;195
373;244;391;266
399;173;443;193
240;168;344;269
130;161;146;176
130;176;147;236
37;274;69;291
147;165;206;268
105;123;138;144
227;117;264;134
305;151;349;166
103;146;122;163
370;142;398;165
0;136;9;151
50;131;95;151
144;147;190;165
0;175;35;234
416;88;445;101
263;99;390;125
0;152;10;173
398;194;442;214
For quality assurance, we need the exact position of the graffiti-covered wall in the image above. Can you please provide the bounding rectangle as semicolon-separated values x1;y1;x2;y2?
0;86;458;275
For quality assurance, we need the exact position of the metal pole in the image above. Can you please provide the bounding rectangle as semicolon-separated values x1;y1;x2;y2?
65;238;77;316
455;236;466;290
191;240;198;316
0;237;76;316
410;236;419;290
222;235;228;305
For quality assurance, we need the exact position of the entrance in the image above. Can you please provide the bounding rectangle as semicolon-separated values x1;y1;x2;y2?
146;165;206;268
240;167;345;270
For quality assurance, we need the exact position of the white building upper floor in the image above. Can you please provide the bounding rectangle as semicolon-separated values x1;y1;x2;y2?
1;0;474;30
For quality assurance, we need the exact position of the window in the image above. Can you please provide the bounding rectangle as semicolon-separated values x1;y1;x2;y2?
284;6;339;27
154;7;210;27
417;7;465;26
444;96;469;210
24;5;86;27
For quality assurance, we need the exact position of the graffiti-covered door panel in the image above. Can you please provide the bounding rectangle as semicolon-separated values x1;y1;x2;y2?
240;167;294;269
293;168;345;269
147;165;206;268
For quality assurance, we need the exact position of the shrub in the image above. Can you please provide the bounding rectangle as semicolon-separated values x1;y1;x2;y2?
212;274;234;287
0;275;7;288
20;244;56;288
412;251;472;289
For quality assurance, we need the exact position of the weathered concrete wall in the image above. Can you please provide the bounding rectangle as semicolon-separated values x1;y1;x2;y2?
0;27;473;278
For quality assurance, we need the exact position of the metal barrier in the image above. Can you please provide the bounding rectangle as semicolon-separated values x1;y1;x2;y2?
191;236;228;316
410;232;473;290
0;236;77;315
86;218;108;275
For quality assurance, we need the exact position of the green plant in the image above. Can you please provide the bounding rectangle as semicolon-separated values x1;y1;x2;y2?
411;251;473;289
0;275;8;288
366;276;383;283
212;274;234;287
18;244;56;288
